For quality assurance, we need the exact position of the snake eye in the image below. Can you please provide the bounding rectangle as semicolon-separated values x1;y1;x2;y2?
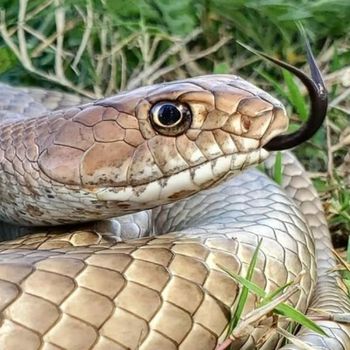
150;101;192;136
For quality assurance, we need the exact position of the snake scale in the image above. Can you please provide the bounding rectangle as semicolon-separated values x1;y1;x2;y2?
0;58;349;349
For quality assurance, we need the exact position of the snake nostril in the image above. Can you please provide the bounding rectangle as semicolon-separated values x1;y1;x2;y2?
242;116;251;133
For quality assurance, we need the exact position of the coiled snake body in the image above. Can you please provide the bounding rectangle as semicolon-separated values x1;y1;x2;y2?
0;75;349;350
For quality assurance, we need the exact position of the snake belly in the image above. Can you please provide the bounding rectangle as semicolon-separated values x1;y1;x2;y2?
0;77;349;350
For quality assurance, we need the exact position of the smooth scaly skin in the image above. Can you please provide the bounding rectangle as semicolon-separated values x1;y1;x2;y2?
0;79;349;350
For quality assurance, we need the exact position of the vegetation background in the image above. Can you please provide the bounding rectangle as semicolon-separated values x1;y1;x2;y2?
0;0;349;248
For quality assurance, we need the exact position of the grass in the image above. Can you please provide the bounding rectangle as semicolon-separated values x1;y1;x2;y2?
217;242;326;349
272;151;284;185
335;253;350;296
225;239;263;336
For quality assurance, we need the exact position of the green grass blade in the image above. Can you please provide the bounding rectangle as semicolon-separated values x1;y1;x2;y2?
220;265;327;337
226;239;263;335
282;70;308;121
343;279;350;296
255;68;287;99
220;266;266;299
273;151;283;185
261;280;294;305
214;62;230;74
275;304;327;336
281;321;298;346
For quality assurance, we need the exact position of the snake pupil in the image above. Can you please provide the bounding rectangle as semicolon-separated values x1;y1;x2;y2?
158;104;182;126
150;101;192;136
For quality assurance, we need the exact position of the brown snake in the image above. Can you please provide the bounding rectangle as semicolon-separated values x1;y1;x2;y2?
0;69;349;350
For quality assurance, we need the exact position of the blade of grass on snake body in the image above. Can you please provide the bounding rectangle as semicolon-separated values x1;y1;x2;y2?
259;280;294;306
225;239;263;336
219;266;327;336
280;321;298;347
273;151;283;185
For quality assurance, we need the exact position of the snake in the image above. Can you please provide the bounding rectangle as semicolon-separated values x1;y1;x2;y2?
0;45;349;350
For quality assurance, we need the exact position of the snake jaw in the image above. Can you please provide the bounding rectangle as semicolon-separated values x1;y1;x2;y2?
95;148;267;203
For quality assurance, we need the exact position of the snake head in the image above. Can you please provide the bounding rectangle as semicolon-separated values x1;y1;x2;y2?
34;74;289;214
77;75;289;203
0;74;290;226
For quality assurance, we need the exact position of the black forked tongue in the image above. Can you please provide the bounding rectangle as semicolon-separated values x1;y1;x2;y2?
238;31;328;151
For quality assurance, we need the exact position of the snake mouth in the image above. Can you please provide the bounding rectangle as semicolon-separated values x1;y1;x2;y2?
95;148;268;203
244;33;327;151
